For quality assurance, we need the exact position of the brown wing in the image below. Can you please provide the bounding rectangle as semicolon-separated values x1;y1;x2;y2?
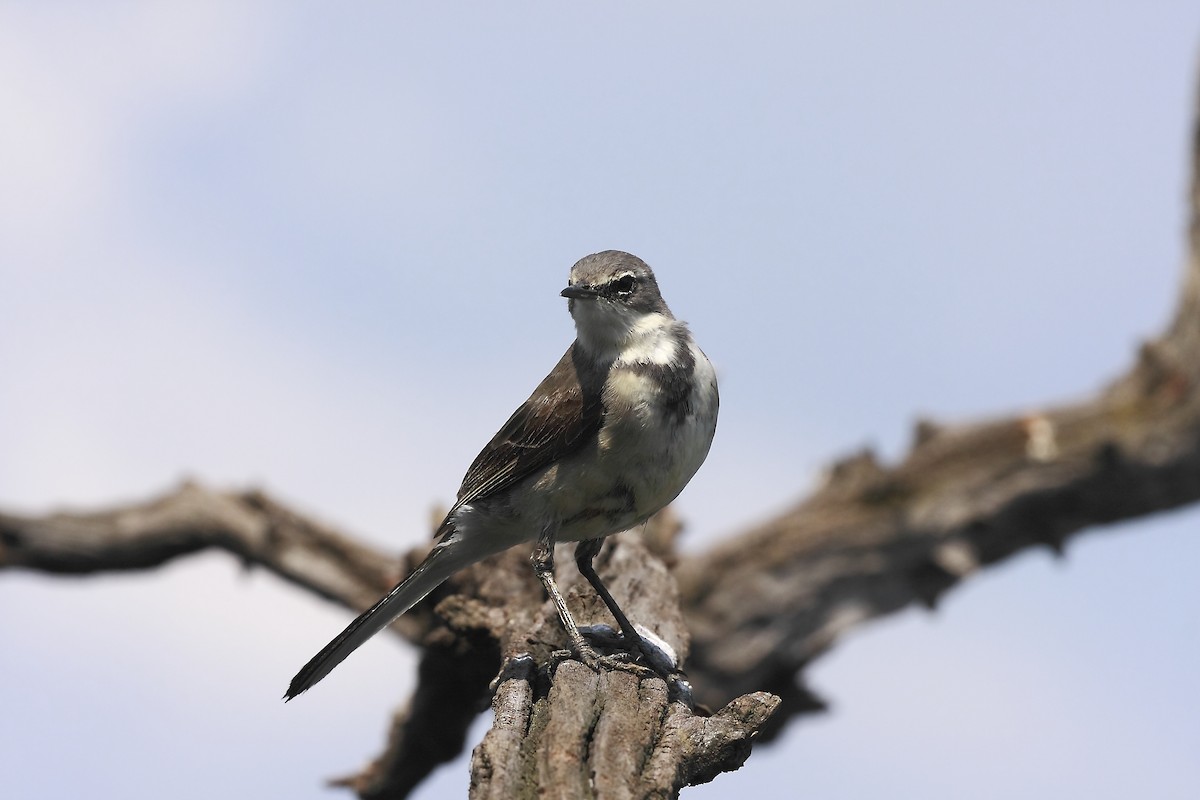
455;343;604;507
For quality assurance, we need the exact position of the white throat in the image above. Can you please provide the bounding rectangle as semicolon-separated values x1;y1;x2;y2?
573;306;676;362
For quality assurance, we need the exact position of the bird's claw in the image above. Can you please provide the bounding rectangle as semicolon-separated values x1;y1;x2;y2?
549;624;694;707
578;622;681;673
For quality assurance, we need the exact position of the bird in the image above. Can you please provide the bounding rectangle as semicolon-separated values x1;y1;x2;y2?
285;250;719;700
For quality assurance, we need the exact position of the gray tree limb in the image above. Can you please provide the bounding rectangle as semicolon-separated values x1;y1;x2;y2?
671;66;1200;729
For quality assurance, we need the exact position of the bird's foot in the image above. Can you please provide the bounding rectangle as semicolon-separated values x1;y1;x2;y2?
579;623;681;674
551;643;656;679
557;624;695;707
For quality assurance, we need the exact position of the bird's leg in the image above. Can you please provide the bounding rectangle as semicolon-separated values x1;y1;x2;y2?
532;528;661;683
531;525;600;663
573;537;692;703
574;537;645;660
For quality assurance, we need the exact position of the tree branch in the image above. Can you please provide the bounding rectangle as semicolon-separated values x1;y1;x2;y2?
0;483;424;632
672;69;1200;734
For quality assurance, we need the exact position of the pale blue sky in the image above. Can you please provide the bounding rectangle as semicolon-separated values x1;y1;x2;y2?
2;3;1198;798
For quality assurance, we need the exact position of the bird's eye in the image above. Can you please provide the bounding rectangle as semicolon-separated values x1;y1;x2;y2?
611;274;636;296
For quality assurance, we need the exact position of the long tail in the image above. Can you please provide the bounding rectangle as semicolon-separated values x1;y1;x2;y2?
285;532;481;700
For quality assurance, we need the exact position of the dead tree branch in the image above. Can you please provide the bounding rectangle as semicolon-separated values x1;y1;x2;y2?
670;67;1200;732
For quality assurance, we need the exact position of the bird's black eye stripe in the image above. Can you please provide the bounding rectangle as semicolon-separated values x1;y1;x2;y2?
609;274;636;296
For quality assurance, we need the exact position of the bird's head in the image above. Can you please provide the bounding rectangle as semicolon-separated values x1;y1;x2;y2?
562;251;674;354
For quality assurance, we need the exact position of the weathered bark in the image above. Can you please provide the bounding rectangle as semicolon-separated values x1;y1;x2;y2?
473;659;777;800
5;51;1200;800
464;531;779;799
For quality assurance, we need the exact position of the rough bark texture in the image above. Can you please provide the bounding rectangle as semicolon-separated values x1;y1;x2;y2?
5;58;1200;800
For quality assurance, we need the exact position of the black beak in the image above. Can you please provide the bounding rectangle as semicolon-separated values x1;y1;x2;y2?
561;285;600;300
